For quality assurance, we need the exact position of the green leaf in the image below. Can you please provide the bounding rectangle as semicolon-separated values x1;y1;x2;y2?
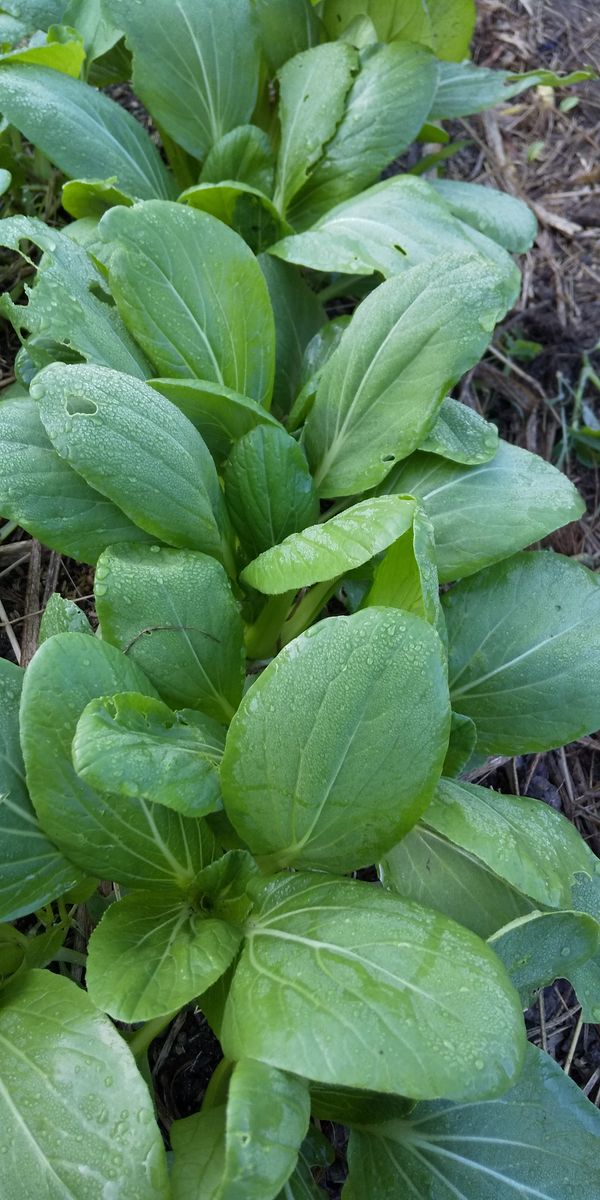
272;175;518;285
380;824;535;939
104;0;260;158
345;1042;600;1198
425;778;594;909
222;871;525;1100
32;362;228;562
221;608;450;872
442;711;477;776
381;439;585;581
61;176;134;219
240;495;416;594
430;179;537;253
258;254;325;417
179;182;286;255
0;658;83;923
38;593;93;642
362;503;440;626
323;0;432;45
73;692;223;818
19;633;218;889
278;1128;332;1199
289;317;349;433
87;890;242;1021
489;911;600;1009
224;426;319;559
431;59;595;120
304;255;509;497
95;543;244;723
200;125;275;194
171;1059;310;1200
444;551;600;754
425;0;476;61
418;396;499;464
149;377;281;463
0;969;169;1196
0;395;152;564
289;43;439;229
0;63;174;197
0;215;150;378
101;201;275;406
0;27;85;77
310;1083;411;1127
273;42;358;214
254;0;321;71
62;0;122;67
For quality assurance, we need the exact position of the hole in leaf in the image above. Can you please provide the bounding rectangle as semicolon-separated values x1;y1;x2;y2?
381;454;395;463
65;396;98;415
88;282;115;306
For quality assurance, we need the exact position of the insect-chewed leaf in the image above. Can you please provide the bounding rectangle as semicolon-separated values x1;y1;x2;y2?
19;634;218;889
0;215;150;377
380;824;534;940
73;692;223;818
0;63;174;198
221;871;525;1100
100;201;275;406
86;891;242;1022
31;361;228;562
489;911;600;1010
221;608;450;872
423;777;594;910
288;43;439;229
382;439;584;580
95;544;245;723
149;378;281;464
444;551;600;754
241;496;416;594
345;1043;600;1199
0;970;170;1197
273;42;358;214
418;396;499;464
171;1059;310;1200
0;657;84;923
0;395;152;564
103;0;260;159
304;255;509;497
224;426;319;559
430;178;537;253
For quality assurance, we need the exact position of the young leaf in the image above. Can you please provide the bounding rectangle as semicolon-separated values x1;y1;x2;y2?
323;0;432;46
224;426;319;559
86;890;242;1022
200;125;275;194
72;692;223;818
101;201;275;406
31;362;228;562
418;396;499;465
0;215;150;378
289;43;439;228
221;608;450;872
149;377;281;463
19;633;218;889
361;503;440;627
38;593;93;642
444;551;600;754
380;823;535;940
489;911;600;1009
273;175;518;286
241;496;415;594
425;778;594;909
345;1042;600;1198
104;0;261;158
258;254;325;417
0;395;152;564
171;1059;310;1200
221;872;525;1100
254;0;322;72
0;27;85;76
95;544;245;723
61;176;134;219
430;178;537;253
179;182;286;254
0;63;174;198
0;658;83;923
273;42;358;214
304;255;508;497
0;970;170;1197
381;439;585;581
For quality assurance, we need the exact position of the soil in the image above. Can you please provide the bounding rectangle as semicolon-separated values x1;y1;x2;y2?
0;0;599;1185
